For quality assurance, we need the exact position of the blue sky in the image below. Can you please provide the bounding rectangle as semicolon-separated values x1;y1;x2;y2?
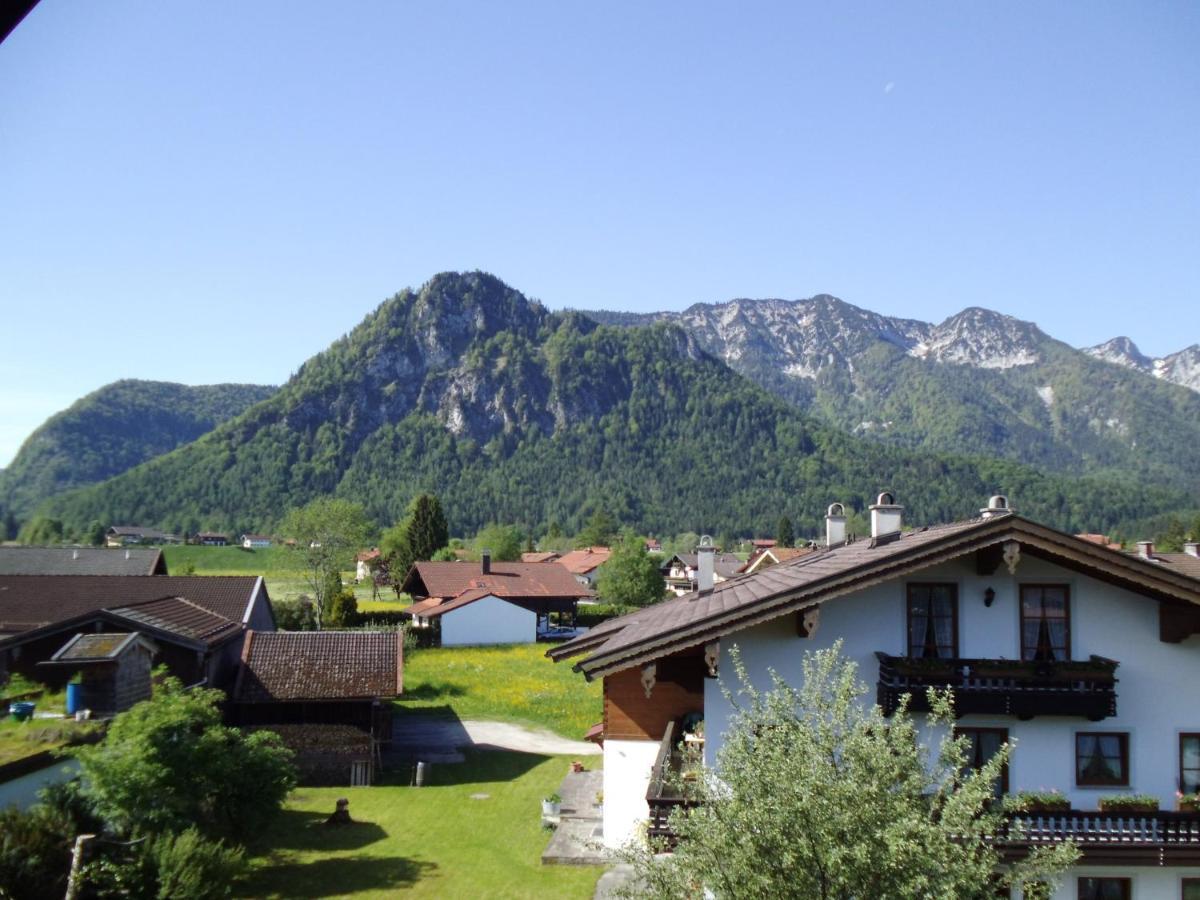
1;1;1197;466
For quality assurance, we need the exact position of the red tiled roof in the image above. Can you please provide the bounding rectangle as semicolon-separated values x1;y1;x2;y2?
739;546;816;573
556;548;611;575
401;588;499;619
234;630;403;702
402;561;591;601
521;551;560;564
356;549;381;563
1077;533;1122;551
0;575;261;640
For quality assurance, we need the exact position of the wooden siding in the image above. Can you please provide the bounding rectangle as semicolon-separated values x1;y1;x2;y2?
604;654;705;741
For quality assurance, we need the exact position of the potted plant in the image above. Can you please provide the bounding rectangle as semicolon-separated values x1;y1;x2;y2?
1004;789;1070;814
542;792;562;817
1178;792;1200;813
1097;793;1159;814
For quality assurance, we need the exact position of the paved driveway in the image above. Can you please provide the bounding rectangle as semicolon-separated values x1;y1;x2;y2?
390;715;601;762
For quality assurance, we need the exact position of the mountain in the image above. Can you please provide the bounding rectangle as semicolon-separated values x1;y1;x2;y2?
0;380;277;525
37;273;1190;539
581;297;1200;496
1084;338;1200;393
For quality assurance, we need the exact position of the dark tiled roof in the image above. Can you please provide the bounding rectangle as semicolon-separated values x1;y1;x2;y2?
551;515;1200;679
107;526;177;541
111;597;240;644
53;632;138;661
403;561;591;601
0;547;164;576
234;631;402;702
0;575;261;639
1134;552;1200;581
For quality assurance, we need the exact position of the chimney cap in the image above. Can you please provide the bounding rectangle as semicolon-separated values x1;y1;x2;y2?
826;502;846;518
870;491;900;509
980;494;1014;518
697;534;714;551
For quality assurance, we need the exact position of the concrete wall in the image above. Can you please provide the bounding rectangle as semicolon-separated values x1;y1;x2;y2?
440;595;535;646
603;738;660;848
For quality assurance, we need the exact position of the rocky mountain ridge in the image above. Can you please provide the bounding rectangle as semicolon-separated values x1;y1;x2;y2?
1084;337;1200;393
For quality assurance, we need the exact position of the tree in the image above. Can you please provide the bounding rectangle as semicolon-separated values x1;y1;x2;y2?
85;520;106;546
776;515;794;548
576;509;617;548
279;498;371;629
380;493;449;591
623;644;1078;899
73;675;296;844
18;516;64;545
323;587;359;628
596;530;665;608
471;523;523;561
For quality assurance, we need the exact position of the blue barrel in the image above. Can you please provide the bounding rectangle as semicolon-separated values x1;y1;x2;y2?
65;683;82;716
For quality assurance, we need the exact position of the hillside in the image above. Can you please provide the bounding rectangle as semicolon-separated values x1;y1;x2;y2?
0;380;277;527
38;273;1190;539
581;297;1200;494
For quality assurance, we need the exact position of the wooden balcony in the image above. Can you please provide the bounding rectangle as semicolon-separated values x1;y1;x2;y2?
645;722;700;843
999;808;1200;866
875;653;1118;720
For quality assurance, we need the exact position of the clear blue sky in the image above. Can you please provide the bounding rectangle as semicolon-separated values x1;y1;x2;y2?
1;1;1197;466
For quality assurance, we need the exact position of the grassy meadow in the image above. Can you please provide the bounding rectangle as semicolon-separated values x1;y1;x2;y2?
241;751;603;899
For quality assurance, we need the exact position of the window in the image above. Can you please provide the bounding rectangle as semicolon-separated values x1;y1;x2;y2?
1078;878;1130;900
1076;732;1129;786
1020;584;1070;661
1181;734;1200;795
956;727;1009;796
907;583;958;658
1183;878;1200;900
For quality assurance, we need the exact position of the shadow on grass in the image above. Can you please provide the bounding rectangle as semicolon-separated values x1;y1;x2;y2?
241;855;437;898
397;682;467;701
253;809;389;853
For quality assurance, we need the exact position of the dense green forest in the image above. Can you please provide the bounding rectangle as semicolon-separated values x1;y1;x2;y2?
34;273;1194;541
0;380;276;530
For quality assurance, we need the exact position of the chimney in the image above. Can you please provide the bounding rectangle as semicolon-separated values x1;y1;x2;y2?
825;503;847;548
1137;541;1154;560
980;495;1013;519
695;535;715;593
481;550;491;575
869;492;903;539
1185;542;1199;559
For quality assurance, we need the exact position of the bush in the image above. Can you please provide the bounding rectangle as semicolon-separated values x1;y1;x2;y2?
575;603;637;628
272;597;316;630
322;589;359;628
0;803;74;900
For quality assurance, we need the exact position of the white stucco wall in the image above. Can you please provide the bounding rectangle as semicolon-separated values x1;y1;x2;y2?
603;738;660;848
1034;867;1200;900
439;595;535;646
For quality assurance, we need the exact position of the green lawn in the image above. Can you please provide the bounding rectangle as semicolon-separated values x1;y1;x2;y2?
241;751;602;899
399;644;601;740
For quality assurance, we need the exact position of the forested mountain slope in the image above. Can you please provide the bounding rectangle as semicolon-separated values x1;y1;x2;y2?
582;297;1200;494
39;273;1190;539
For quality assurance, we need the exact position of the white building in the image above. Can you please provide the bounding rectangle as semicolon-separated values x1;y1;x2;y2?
552;495;1200;899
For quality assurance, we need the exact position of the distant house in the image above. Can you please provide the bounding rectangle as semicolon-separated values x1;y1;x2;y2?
0;546;167;576
232;630;403;785
0;575;274;690
105;525;181;547
194;532;229;546
661;551;742;596
644;538;662;554
240;534;272;549
556;547;612;588
1077;533;1123;551
355;549;381;582
400;554;592;646
521;551;561;564
739;545;815;576
749;538;776;552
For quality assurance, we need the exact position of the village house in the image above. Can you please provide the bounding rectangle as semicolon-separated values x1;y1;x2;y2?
557;547;612;588
551;495;1200;898
400;553;592;645
355;548;381;582
521;551;561;564
660;541;743;596
193;531;229;546
737;543;814;575
105;525;181;547
240;533;273;549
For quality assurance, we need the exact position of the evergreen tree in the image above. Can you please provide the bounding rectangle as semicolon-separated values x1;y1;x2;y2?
576;509;617;548
380;493;449;593
776;515;795;548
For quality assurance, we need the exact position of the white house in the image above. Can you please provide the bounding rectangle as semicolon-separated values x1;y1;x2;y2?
551;495;1200;898
240;534;272;549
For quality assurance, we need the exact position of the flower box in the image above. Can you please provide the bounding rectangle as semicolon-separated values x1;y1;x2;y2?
1098;795;1159;814
1005;792;1070;814
1179;796;1200;813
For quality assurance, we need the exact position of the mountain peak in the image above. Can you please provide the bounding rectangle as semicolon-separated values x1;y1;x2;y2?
909;307;1043;369
1084;336;1151;372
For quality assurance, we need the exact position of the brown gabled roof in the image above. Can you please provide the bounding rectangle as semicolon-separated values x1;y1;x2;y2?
0;547;165;576
110;597;241;645
234;630;403;702
739;546;816;574
556;547;611;575
401;560;591;601
521;551;560;564
550;514;1200;680
0;575;263;639
1130;551;1200;582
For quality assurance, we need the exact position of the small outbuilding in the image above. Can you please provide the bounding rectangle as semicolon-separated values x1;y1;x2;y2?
39;632;158;717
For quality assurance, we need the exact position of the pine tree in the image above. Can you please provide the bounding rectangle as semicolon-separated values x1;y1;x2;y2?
381;493;449;593
776;515;795;548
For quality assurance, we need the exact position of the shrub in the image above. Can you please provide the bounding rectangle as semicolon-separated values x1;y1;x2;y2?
322;588;359;628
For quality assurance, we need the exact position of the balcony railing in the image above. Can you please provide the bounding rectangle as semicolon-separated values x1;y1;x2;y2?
875;653;1118;720
646;722;701;843
999;808;1200;866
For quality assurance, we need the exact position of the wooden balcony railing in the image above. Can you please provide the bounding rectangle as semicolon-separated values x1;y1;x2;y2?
646;722;700;842
999;808;1200;866
875;653;1118;720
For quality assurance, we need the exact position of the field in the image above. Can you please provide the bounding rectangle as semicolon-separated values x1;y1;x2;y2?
241;751;603;899
399;644;601;740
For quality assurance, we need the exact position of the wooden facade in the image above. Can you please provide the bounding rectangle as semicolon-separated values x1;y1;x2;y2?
604;652;706;741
